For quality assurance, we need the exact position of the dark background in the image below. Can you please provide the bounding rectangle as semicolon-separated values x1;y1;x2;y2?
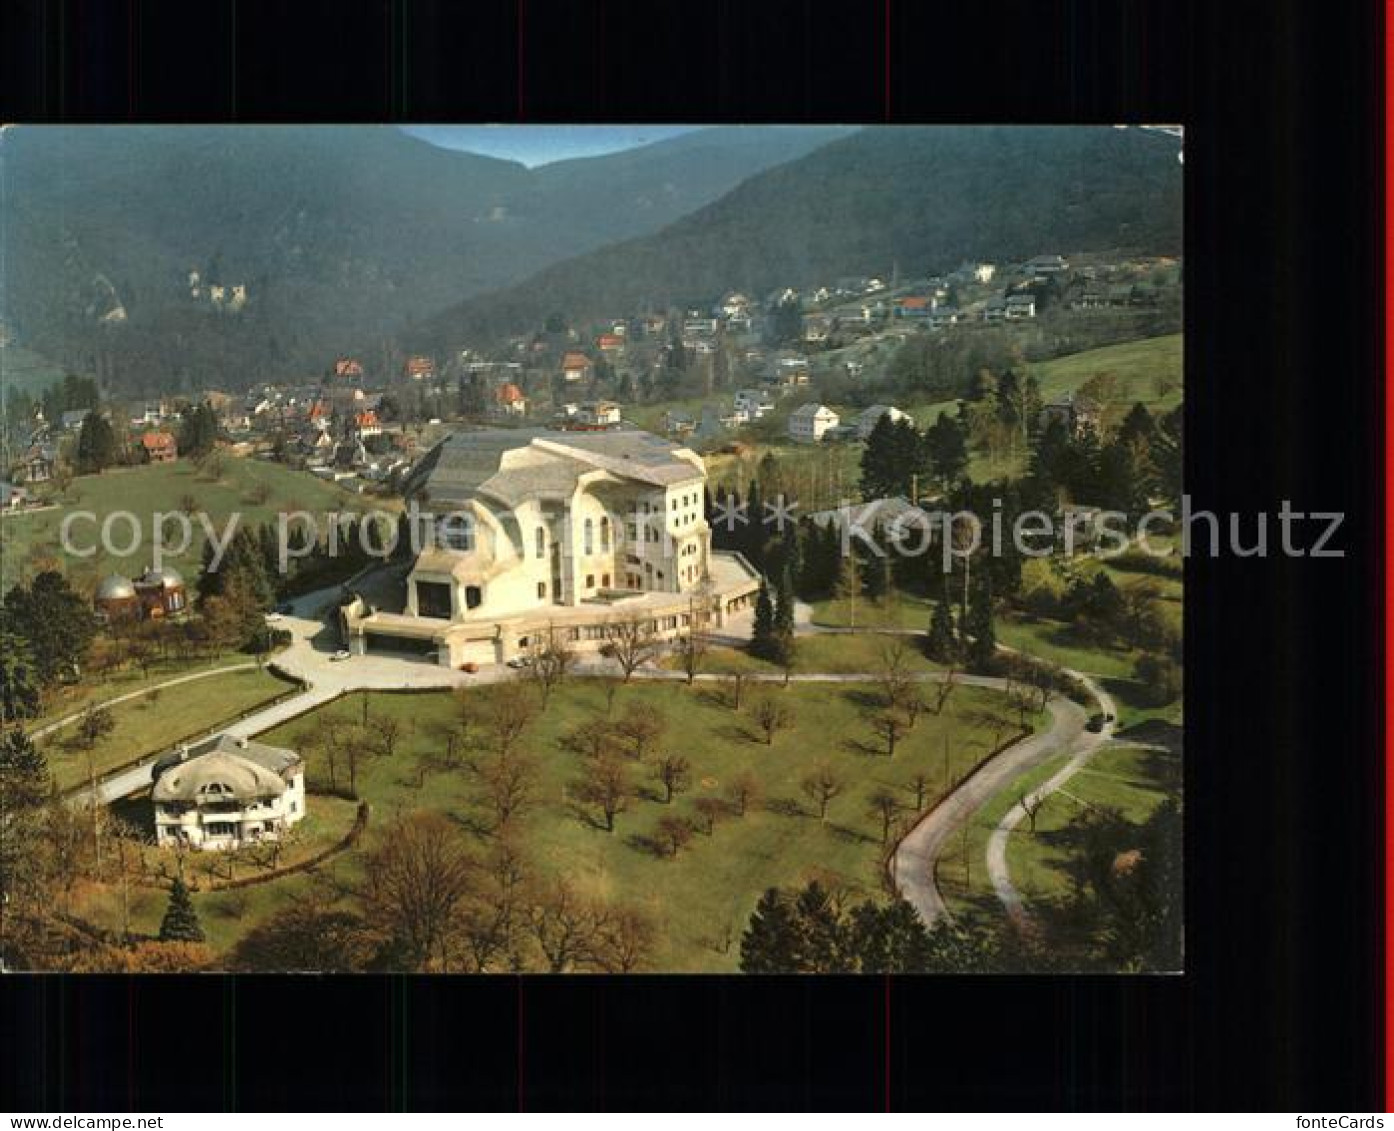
0;0;1382;1111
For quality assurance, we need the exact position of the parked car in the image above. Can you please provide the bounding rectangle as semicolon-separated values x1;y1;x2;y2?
460;661;479;674
506;656;532;669
331;650;352;662
1085;713;1107;733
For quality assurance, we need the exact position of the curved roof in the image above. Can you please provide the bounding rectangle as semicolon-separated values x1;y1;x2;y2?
153;750;287;803
96;575;137;600
140;566;184;589
405;428;702;510
152;734;301;803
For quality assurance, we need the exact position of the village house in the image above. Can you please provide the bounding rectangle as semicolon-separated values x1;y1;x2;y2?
338;428;760;667
60;409;90;432
1022;254;1069;277
351;409;382;438
734;388;776;419
1005;294;1038;320
596;333;625;356
18;443;56;483
570;401;622;429
1039;392;1103;436
662;410;696;438
491;382;528;419
561;351;593;383
1;481;30;511
152;734;306;851
788;403;840;443
854;404;915;439
140;431;178;464
333;357;365;381
929;308;961;330
895;295;936;319
403;356;436;381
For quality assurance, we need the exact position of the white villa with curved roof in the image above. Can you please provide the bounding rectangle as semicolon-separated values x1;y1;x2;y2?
152;735;306;851
340;428;761;667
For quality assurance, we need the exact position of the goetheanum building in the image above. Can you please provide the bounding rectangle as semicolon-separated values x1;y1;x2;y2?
339;428;761;667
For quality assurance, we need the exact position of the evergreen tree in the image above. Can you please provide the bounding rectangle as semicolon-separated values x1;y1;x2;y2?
0;729;51;914
964;574;997;671
770;566;796;664
75;412;118;473
739;888;803;973
924;412;968;488
1117;402;1157;446
2;572;96;684
0;629;41;722
178;402;220;458
159;876;206;943
859;415;923;500
0;728;50;814
793;880;848;973
926;594;958;662
750;578;776;659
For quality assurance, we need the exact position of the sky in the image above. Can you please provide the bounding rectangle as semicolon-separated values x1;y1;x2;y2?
400;125;702;167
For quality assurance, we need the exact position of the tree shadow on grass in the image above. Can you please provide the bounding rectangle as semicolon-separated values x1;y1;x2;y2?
624;832;669;859
765;796;806;819
827;822;878;846
841;688;887;711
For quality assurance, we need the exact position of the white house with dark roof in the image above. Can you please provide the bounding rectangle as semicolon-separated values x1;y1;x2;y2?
788;404;840;443
152;735;305;851
340;428;760;667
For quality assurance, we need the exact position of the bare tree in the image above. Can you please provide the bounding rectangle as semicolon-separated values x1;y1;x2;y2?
907;771;933;812
529;880;604;973
867;789;903;844
361;812;476;971
592;904;655;972
801;762;845;820
674;631;708;685
561;718;619;761
605;615;661;682
652;753;692;804
872;710;909;758
750;695;793;746
368;714;404;759
654;814;695;858
723;671;748;711
931;670;959;716
459;835;529;972
725;770;762;817
613;705;666;761
693;796;725;835
572;753;631;832
482;681;537;757
76;705;115;750
476;751;538;830
529;630;575;704
876;639;914;709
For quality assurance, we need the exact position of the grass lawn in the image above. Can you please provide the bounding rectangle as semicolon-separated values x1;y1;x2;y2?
668;632;946;676
234;677;1036;971
31;650;255;733
2;455;368;591
71;796;362;953
40;665;296;790
940;752;1073;920
996;612;1142;679
808;590;936;629
1030;333;1183;417
1002;743;1181;907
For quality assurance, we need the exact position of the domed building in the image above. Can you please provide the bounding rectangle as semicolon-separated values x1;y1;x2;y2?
94;564;188;622
152;733;305;851
94;574;140;620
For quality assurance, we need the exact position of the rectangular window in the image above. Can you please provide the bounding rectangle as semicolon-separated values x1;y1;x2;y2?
416;581;452;619
537;582;547;599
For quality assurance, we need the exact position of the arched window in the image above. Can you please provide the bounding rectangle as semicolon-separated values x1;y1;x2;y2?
535;527;546;559
600;516;611;551
584;517;594;555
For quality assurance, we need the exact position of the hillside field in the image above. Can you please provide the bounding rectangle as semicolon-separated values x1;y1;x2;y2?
1;455;372;591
